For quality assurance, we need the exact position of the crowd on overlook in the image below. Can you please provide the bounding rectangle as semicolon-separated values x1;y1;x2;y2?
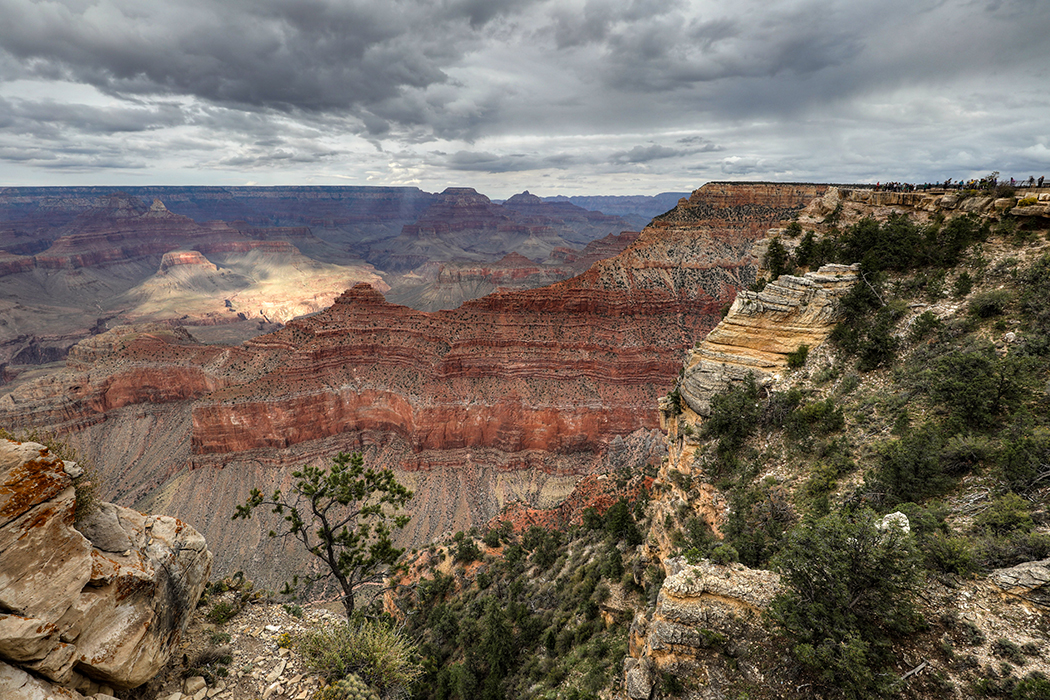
873;174;1045;192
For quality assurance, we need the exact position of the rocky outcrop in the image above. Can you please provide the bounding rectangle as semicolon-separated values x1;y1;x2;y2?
799;186;1050;227
0;439;211;696
991;558;1050;609
624;559;781;699
677;263;860;416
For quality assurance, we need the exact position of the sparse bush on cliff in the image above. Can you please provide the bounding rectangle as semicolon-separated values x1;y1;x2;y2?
786;343;809;369
702;374;760;466
769;509;923;699
233;451;413;618
927;344;1036;431
763;237;792;278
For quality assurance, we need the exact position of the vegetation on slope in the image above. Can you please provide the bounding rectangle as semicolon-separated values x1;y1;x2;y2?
669;210;1050;697
389;479;654;700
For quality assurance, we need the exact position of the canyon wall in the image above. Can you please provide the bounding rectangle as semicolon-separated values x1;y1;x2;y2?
0;182;823;586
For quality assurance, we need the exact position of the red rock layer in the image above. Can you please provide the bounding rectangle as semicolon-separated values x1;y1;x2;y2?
189;281;690;460
490;472;654;533
187;183;820;463
5;183;819;471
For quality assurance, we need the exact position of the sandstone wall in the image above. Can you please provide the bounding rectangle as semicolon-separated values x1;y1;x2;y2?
678;263;860;416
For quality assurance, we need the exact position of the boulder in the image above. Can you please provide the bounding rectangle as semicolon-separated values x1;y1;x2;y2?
0;439;212;695
990;558;1050;608
0;660;88;700
625;559;781;696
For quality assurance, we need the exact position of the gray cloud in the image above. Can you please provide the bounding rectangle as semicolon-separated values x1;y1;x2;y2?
0;0;1047;190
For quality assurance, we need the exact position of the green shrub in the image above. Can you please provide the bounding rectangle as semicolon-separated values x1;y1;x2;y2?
957;621;986;647
769;509;922;698
296;620;422;696
974;530;1050;569
709;543;739;565
786;344;810;369
702;374;761;455
660;670;686;696
923;533;978;576
1020;254;1050;328
969;290;1013;318
940;434;992;475
764;237;792;278
975;494;1034;536
604;499;643;545
998;426;1050;491
788;399;845;441
993;638;1027;666
314;673;381;700
873;425;953;504
1012;672;1050;700
954;271;974;298
908;311;942;343
724;480;795;568
282;603;304;618
206;601;239;625
581;507;603;531
837;373;861;395
482;529;501;548
455;537;482;564
928;345;1036;431
858;303;905;371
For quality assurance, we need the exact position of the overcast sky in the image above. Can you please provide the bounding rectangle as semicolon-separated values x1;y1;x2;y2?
0;0;1048;196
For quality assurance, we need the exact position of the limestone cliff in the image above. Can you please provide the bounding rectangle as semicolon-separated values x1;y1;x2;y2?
624;559;781;700
676;263;860;417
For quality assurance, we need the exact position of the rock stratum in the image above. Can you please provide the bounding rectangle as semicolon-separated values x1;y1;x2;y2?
0;194;387;372
0;187;637;378
677;263;860;416
0;438;211;699
0;182;824;586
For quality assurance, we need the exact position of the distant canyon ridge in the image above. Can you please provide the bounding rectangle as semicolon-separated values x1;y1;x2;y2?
0;182;825;586
0;186;687;373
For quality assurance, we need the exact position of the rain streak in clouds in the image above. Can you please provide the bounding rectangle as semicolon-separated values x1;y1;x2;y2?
0;0;1048;194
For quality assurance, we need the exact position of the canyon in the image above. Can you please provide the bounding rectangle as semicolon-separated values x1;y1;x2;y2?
0;182;825;586
0;186;643;376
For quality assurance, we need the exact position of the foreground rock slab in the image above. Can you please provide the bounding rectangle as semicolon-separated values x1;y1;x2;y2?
0;439;212;696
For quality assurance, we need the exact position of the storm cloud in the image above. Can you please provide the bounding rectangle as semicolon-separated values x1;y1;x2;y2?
0;0;1047;193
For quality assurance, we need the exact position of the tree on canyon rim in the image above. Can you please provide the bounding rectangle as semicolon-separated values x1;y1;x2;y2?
233;451;413;618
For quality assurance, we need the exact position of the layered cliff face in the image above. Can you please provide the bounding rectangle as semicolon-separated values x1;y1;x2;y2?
1;182;823;585
676;263;860;417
